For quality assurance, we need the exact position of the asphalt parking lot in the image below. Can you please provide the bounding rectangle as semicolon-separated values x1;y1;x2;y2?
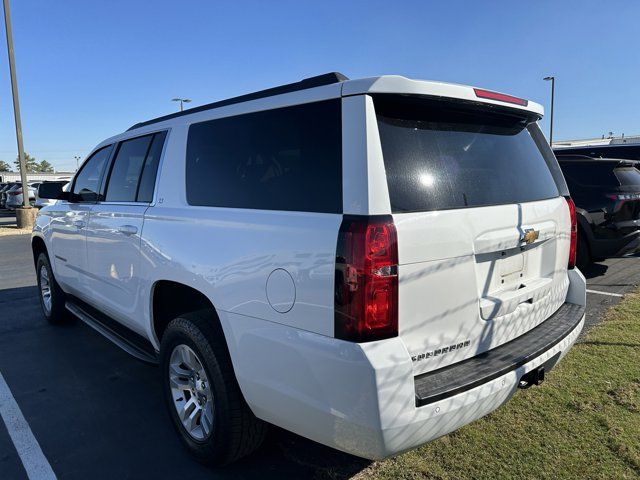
1;212;639;480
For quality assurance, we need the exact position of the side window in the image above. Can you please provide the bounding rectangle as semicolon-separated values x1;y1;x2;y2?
185;100;342;213
72;145;113;202
103;132;167;203
105;135;153;202
136;131;167;202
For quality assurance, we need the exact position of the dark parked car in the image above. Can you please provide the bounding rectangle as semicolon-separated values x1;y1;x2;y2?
557;155;640;268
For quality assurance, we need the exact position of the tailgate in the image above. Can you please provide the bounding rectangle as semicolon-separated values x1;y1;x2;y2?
373;93;571;376
395;198;570;376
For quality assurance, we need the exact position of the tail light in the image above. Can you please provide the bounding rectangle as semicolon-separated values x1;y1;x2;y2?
566;197;577;269
473;88;528;106
9;189;21;195
334;215;398;342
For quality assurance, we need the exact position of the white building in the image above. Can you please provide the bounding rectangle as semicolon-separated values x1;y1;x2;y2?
553;134;640;149
0;171;75;183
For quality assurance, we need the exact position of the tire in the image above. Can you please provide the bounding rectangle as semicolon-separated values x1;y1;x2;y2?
160;310;267;465
36;252;68;324
576;231;591;270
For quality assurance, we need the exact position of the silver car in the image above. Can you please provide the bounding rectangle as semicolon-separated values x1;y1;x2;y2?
0;182;19;208
5;183;37;209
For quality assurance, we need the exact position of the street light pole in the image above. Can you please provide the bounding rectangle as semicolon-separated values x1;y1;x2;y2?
74;156;81;170
2;0;28;209
543;76;555;147
172;97;191;112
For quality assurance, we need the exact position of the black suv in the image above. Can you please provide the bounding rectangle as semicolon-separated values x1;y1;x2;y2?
557;155;640;268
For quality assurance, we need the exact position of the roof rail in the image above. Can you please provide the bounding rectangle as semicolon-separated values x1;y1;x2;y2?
555;154;639;165
553;154;596;160
127;72;349;131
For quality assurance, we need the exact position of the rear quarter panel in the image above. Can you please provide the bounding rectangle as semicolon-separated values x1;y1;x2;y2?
139;121;342;347
140;207;341;338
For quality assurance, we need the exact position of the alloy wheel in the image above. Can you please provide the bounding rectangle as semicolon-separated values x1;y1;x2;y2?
39;265;52;315
168;344;214;441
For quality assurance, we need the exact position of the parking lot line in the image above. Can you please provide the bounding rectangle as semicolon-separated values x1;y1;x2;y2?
0;371;56;480
586;289;624;298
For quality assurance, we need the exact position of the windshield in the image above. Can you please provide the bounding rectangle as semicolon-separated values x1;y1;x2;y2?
374;95;560;213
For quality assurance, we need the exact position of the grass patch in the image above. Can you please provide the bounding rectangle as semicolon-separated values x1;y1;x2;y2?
350;293;640;480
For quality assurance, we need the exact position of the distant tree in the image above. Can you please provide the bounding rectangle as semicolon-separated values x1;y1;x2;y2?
36;160;54;173
0;160;11;172
14;153;39;172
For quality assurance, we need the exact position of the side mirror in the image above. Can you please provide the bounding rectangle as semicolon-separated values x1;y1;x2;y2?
37;182;65;199
57;191;72;201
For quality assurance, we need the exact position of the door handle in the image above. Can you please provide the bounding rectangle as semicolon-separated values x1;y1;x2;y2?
73;220;85;229
117;225;138;236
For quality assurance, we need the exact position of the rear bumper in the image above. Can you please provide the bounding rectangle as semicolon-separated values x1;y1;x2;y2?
589;229;640;258
414;302;584;407
222;272;586;460
393;318;582;453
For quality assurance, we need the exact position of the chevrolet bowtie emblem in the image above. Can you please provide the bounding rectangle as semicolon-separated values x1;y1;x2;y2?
521;229;539;245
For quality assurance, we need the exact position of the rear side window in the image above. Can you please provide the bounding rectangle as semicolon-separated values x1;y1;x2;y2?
374;95;560;213
106;136;153;202
185;100;342;213
73;145;113;202
105;131;167;202
137;132;167;202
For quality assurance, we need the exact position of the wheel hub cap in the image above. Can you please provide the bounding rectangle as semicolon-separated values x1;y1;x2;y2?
169;344;214;440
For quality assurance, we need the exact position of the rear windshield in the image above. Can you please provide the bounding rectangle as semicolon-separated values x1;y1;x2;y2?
615;167;640;186
374;95;560;213
560;163;640;187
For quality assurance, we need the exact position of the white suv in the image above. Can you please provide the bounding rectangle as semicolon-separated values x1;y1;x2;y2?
33;73;586;465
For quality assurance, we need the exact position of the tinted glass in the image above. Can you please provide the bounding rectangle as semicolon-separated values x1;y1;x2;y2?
374;95;559;213
614;167;640;186
73;145;113;201
137;131;167;203
105;135;153;202
186;100;342;213
560;163;620;187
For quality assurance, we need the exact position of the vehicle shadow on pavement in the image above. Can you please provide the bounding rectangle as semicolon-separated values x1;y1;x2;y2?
233;427;371;479
0;286;370;480
581;262;609;279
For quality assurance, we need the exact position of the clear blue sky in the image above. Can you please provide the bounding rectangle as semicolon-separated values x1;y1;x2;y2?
0;0;636;171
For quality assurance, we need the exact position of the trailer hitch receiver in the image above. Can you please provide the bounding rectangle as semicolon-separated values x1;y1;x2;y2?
518;366;545;389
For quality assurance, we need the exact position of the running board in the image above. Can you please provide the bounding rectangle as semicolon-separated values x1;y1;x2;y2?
65;300;158;365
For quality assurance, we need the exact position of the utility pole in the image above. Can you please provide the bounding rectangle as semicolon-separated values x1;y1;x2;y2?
543;76;555;147
3;0;27;206
3;0;33;227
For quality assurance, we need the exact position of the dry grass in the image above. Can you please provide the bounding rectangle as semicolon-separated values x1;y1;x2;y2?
0;225;31;236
